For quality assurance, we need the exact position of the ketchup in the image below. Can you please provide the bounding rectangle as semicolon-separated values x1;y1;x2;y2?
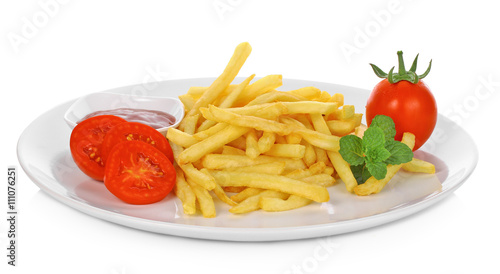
79;108;176;129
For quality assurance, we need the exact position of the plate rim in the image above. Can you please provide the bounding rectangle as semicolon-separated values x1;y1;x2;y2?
17;78;479;241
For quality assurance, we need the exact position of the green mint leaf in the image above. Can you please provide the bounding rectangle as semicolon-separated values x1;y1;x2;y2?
350;165;364;184
366;161;388;180
365;146;391;163
339;135;364;166
370;115;396;142
384;140;414;165
350;165;372;185
362;127;386;150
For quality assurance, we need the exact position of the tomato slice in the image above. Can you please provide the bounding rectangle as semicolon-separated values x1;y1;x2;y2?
104;141;176;204
70;115;127;181
101;122;174;164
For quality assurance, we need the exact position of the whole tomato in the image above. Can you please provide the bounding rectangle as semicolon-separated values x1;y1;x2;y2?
366;51;437;151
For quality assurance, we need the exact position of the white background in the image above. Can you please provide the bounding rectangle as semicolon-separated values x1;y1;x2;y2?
1;0;499;273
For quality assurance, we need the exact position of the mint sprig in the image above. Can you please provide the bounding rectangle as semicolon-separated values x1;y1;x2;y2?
339;115;413;184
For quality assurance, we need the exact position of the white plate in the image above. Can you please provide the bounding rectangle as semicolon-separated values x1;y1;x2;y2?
17;78;478;241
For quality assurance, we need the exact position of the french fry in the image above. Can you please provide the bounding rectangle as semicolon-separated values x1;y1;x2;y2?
245;129;260;159
178;94;196;113
178;125;250;165
263;144;306;159
402;158;436;174
326;113;362;136
186;178;216;218
286;161;326;179
309;113;357;192
354;132;416;196
288;86;322;100
328;105;355;120
197;74;255;132
314;91;332;102
282;101;338;115
221;145;246;155
230;187;264;203
302;140;317;167
173;165;196;215
294;128;340;152
234;74;283;106
260;195;312;212
184;42;252;119
182;114;199;135
167;127;199;148
257;131;276;153
230;190;289;214
213;183;238;206
201;154;306;171
211;171;330;203
223;102;287;118
329;93;344;106
246;90;305;106
222;186;246;193
225;162;286;175
193;122;227;140
170;142;217;190
205;105;292;136
227;135;247;150
183;166;217;190
300;174;336;187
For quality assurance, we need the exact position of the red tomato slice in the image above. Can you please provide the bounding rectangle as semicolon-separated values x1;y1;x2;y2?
70;115;127;181
101;122;174;164
104;141;176;204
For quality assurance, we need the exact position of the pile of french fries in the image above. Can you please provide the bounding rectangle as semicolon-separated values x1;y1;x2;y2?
167;42;435;217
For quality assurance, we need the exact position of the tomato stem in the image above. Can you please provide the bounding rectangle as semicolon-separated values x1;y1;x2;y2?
370;51;432;84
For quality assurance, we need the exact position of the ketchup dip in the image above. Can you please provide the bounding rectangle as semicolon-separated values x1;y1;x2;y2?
79;108;176;129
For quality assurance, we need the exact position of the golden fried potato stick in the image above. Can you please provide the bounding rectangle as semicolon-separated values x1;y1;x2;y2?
186;178;216;218
178;125;250;165
287;86;322;100
300;174;336;187
310;113;357;192
173;165;196;215
221;145;246;155
193;122;227;140
201;154;306;171
329;93;344;106
282;101;339;115
205;105;292;136
178;94;196;112
166;128;199;148
213;183;238;206
170;142;216;190
246;90;305;106
234;74;283;106
245;129;260;159
294;128;340;152
211;171;330;203
402;158;436;174
257;131;276;153
225;162;286;175
263;144;306;159
354;132;416;196
260;195;312;212
285;161;326;179
230;190;289;214
302;139;317;167
197;74;255;132
181;114;199;135
230;187;264;203
184;42;252;119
